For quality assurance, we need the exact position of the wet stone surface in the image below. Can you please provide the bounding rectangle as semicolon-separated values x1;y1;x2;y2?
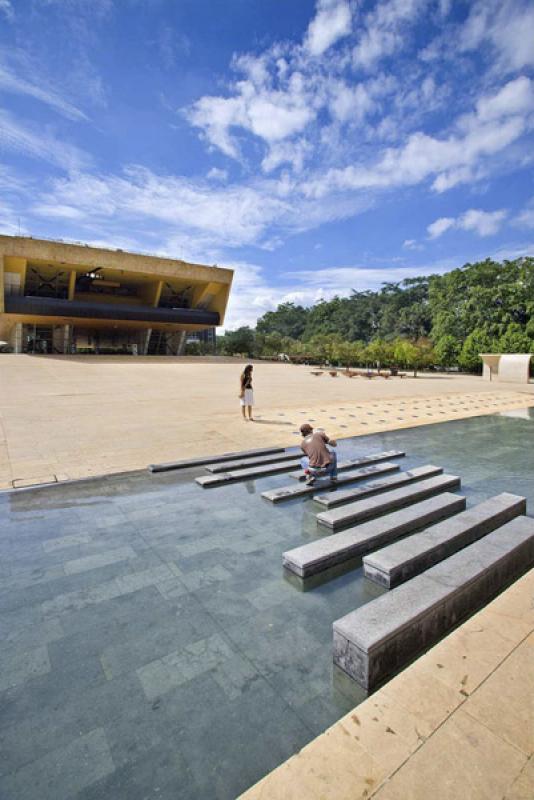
1;409;534;799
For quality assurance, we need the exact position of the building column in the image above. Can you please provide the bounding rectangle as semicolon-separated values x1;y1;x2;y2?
166;330;187;355
141;328;152;355
9;323;23;353
64;325;72;354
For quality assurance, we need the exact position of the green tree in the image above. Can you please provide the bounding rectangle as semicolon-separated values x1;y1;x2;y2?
458;329;495;372
497;323;533;354
393;338;435;376
365;339;394;368
434;335;461;368
256;302;308;339
219;326;256;357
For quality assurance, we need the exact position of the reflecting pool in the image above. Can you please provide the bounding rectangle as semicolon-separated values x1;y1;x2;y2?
1;409;533;799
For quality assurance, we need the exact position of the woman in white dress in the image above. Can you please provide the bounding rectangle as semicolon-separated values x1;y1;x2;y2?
239;364;254;421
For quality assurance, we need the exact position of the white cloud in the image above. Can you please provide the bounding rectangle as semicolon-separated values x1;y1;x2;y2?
302;77;533;198
427;217;455;239
329;81;374;122
0;110;90;171
31;203;85;220
305;0;352;57
403;239;423;250
32;167;291;248
459;0;534;72
0;0;13;21
475;76;534;122
513;200;534;229
0;63;87;121
428;208;507;239
29;163;375;255
460;208;507;236
0;201;26;235
206;167;228;182
353;0;427;69
186;64;315;161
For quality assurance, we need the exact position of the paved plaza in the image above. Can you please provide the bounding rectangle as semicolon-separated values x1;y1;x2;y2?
1;355;533;489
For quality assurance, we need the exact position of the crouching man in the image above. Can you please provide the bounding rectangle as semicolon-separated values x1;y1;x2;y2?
299;423;338;486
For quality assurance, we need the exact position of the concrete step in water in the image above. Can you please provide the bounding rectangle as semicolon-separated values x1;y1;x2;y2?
261;462;400;504
316;474;461;531
149;446;285;473
197;450;404;489
363;492;526;589
283;493;465;578
333;514;534;690
287;450;406;481
313;465;443;509
206;451;300;473
196;458;302;487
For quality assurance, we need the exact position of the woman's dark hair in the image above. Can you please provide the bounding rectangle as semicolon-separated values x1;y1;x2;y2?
241;364;253;387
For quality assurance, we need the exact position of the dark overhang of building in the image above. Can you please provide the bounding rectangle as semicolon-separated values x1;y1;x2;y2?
4;296;220;326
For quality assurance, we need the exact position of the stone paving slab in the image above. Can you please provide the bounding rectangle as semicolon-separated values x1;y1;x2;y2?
238;568;534;800
149;446;285;472
0;727;114;800
317;474;461;530
148;447;285;472
197;449;405;488
260;462;400;503
287;450;406;481
363;492;526;588
333;515;534;690
195;458;302;487
313;464;444;509
206;451;300;472
283;493;466;578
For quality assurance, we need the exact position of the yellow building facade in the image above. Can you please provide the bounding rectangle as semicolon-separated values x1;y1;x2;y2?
0;235;233;354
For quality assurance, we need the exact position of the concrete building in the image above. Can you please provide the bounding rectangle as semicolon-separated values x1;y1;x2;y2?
0;235;233;355
480;353;533;383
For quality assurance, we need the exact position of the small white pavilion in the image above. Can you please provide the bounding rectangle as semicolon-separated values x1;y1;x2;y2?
480;353;533;383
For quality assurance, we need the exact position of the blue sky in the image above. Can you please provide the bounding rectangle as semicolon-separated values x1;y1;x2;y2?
1;0;533;328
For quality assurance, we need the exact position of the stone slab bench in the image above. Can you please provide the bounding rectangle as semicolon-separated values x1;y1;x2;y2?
206;451;301;473
149;446;285;473
195;458;302;487
197;450;405;489
333;514;534;690
313;465;443;509
316;474;461;530
287;450;405;481
363;492;526;588
260;462;400;504
283;493;465;578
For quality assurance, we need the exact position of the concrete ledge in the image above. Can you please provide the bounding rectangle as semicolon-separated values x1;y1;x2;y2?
261;462;400;503
287;450;405;481
149;446;285;472
283;493;466;578
197;450;405;489
333;515;534;690
206;451;299;472
313;464;443;509
363;492;526;588
196;458;302;487
316;474;461;530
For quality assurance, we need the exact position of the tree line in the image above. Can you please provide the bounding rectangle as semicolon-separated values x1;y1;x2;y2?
214;257;534;372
